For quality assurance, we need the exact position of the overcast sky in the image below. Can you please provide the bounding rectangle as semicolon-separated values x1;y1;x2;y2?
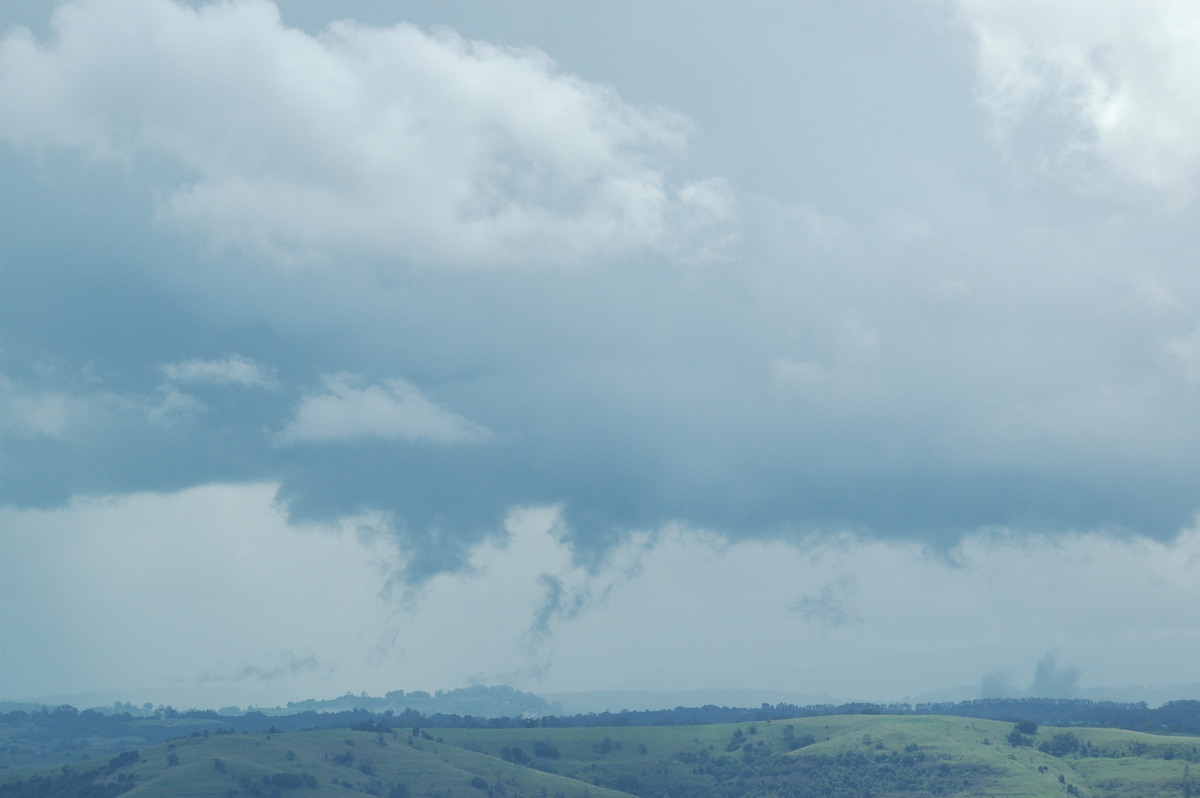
5;0;1200;710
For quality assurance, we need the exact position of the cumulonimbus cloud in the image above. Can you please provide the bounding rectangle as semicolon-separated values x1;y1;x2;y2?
0;0;736;265
278;374;494;445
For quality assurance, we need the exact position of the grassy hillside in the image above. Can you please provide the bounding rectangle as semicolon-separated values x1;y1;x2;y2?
3;715;1199;797
0;728;633;798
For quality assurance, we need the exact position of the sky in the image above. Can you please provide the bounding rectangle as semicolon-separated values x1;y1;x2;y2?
4;0;1200;711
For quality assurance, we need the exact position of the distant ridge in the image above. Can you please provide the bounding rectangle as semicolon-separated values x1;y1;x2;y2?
542;688;846;714
280;684;555;718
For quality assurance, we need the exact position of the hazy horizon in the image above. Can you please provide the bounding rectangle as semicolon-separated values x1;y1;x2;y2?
13;675;1200;717
5;0;1200;710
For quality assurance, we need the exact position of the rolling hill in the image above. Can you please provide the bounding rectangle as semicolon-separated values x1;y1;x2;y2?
3;714;1199;797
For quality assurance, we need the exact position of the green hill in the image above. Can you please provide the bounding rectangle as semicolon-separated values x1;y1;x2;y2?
3;715;1199;797
0;728;632;798
432;714;1200;798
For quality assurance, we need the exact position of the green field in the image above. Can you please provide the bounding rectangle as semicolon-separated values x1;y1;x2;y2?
3;715;1199;797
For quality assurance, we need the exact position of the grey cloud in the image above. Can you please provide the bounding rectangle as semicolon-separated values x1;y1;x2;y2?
9;176;1200;579
10;0;1200;710
1030;652;1081;699
792;578;862;633
196;653;325;685
516;576;603;686
979;670;1017;699
978;653;1083;699
365;627;403;670
527;574;588;642
3;0;1200;588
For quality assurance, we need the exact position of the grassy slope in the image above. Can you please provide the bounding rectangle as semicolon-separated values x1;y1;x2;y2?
4;716;1199;797
435;715;1200;797
1;729;634;798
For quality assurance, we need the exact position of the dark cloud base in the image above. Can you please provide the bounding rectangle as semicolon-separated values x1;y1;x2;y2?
4;5;1200;586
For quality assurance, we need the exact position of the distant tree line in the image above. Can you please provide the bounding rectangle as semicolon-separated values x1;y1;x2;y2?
6;697;1200;763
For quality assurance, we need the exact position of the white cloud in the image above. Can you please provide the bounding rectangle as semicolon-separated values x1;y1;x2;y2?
162;354;277;388
278;374;493;444
0;0;732;266
953;0;1200;198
